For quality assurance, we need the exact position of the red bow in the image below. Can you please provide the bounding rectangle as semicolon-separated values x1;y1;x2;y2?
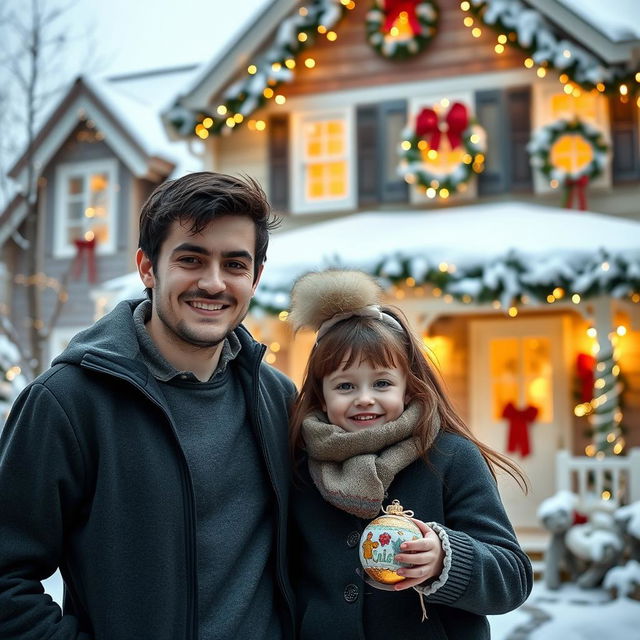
415;102;469;151
576;353;595;403
383;0;422;35
73;237;97;283
501;402;538;458
563;174;589;210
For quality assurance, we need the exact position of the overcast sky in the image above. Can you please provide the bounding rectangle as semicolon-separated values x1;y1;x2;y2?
60;0;269;77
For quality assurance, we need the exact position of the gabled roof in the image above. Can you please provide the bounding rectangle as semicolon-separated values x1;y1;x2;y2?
163;0;640;139
1;68;202;247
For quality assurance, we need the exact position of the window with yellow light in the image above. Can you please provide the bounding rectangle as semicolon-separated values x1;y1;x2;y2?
303;118;348;201
490;336;552;422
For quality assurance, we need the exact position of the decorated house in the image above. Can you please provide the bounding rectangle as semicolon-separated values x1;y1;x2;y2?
0;66;202;371
157;0;640;530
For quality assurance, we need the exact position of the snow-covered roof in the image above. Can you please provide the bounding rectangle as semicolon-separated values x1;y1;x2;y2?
557;0;640;43
99;202;640;314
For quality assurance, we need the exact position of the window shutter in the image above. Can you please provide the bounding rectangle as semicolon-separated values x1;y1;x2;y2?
357;105;379;206
609;96;640;183
476;90;508;195
268;114;290;211
506;86;532;192
379;100;409;204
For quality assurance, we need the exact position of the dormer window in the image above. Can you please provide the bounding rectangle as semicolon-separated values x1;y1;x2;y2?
54;159;118;258
291;108;355;214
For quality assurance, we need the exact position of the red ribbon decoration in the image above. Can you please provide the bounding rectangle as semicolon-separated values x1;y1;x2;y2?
415;102;469;151
576;353;596;403
501;402;539;458
563;174;589;210
383;0;422;36
73;237;97;283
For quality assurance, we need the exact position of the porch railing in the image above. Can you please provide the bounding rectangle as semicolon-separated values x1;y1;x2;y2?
555;447;640;507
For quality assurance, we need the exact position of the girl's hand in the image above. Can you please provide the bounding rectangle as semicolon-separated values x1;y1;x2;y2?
393;518;444;591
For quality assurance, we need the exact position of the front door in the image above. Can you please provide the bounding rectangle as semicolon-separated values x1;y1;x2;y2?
470;317;570;529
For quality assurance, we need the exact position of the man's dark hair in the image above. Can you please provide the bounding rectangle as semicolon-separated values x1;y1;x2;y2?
139;172;278;295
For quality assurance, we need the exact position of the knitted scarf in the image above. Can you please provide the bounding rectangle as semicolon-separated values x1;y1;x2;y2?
301;402;440;519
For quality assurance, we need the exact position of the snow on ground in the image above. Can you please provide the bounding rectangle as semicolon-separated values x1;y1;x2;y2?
488;582;640;640
43;570;640;638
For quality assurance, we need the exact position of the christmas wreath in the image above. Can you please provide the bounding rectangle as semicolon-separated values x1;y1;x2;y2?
398;101;487;196
366;0;439;59
527;118;609;208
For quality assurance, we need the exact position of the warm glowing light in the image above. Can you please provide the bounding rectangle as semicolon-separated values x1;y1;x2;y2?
285;58;296;69
550;179;559;188
443;294;453;303
546;295;555;303
432;287;442;297
616;325;627;336
417;140;427;150
405;277;416;287
345;0;355;8
464;16;474;27
317;24;327;34
202;117;213;128
247;65;257;75
217;105;228;115
304;58;316;68
563;49;571;58
85;207;95;218
620;84;628;96
498;34;507;44
278;310;289;321
270;342;281;353
438;262;448;272
587;327;597;338
613;442;624;455
299;6;308;15
275;94;286;105
233;113;244;123
494;44;505;54
472;27;482;37
298;32;308;42
441;98;450;108
553;287;564;298
524;57;534;68
601;490;611;500
439;188;450;199
559;73;569;83
427;149;438;160
263;87;274;98
595;378;605;389
255;120;266;131
492;300;501;309
401;140;412;150
271;62;282;72
196;128;209;139
572;293;581;304
585;444;596;456
601;261;610;271
460;1;470;10
226;117;236;128
508;306;518;317
327;31;337;41
426;188;436;198
84;231;95;241
612;364;620;376
537;67;547;78
596;82;605;92
563;84;573;95
265;353;277;364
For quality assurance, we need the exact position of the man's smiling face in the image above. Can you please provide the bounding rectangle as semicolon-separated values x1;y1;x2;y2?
138;215;262;353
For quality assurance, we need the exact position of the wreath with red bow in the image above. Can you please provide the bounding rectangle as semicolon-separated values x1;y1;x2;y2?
398;101;487;196
366;0;439;59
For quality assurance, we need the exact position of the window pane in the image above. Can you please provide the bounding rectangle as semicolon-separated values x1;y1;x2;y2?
66;223;83;244
385;110;406;182
67;201;84;222
327;121;343;136
307;141;322;157
524;337;552;422
68;177;83;195
89;222;110;246
327;138;344;155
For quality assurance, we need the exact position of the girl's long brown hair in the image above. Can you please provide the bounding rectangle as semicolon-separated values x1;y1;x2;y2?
290;306;528;493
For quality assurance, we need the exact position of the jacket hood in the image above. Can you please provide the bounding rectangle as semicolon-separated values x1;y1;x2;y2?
52;299;263;370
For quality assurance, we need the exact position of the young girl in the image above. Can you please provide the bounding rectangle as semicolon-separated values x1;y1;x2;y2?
288;269;533;640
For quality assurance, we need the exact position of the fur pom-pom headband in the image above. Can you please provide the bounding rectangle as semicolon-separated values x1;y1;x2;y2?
288;270;403;340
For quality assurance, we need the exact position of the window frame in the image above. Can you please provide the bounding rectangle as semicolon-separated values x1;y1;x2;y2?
53;158;119;258
290;107;356;215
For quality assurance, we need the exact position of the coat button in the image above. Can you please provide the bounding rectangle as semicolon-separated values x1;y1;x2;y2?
344;583;359;603
346;531;360;548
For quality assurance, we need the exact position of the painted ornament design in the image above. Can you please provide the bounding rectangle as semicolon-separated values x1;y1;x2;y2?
359;500;422;585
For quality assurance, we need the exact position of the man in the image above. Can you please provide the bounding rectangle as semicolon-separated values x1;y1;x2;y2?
0;172;296;639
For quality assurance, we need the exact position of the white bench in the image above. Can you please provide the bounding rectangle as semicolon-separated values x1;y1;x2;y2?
555;448;640;507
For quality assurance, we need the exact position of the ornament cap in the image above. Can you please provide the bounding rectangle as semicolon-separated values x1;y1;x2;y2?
382;499;414;517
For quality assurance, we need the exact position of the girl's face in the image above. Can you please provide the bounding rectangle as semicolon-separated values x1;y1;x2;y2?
321;359;408;432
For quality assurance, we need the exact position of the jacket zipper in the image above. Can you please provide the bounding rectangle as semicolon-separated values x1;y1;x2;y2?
82;360;198;640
